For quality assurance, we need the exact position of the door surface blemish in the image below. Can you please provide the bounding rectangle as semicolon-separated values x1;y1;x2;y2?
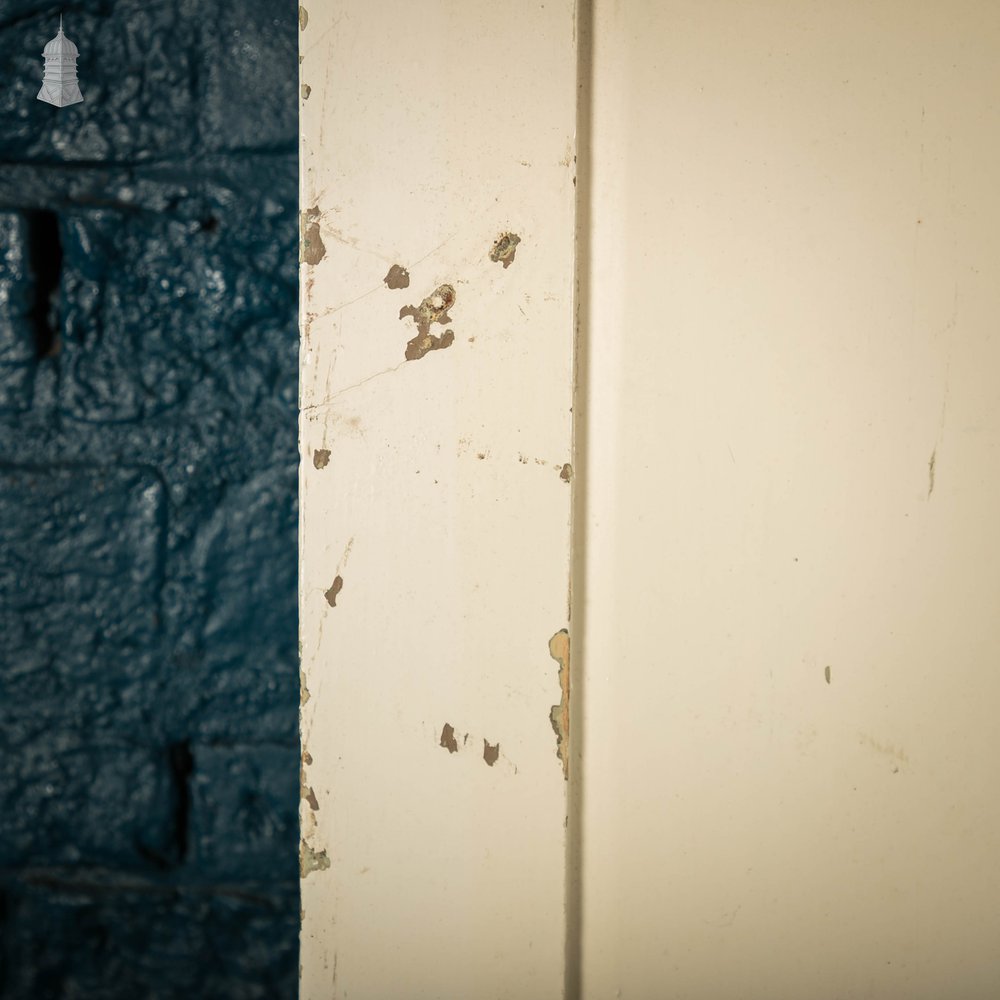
301;84;311;100
383;264;410;290
400;284;457;361
300;669;311;705
324;575;343;607
824;665;831;684
489;232;521;268
298;5;308;29
313;448;330;470
440;723;458;753
548;629;570;780
300;840;330;877
300;207;326;265
928;448;936;498
559;462;572;482
483;740;500;767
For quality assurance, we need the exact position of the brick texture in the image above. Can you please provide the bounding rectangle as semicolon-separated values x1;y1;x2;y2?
0;1;299;996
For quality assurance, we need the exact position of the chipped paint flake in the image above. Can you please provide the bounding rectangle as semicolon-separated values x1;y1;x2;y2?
548;629;570;780
300;669;311;705
300;206;326;265
483;740;500;767
489;231;522;268
559;462;572;482
400;284;457;361
440;723;459;753
325;575;343;607
383;264;410;289
300;841;330;877
301;83;311;100
298;5;308;29
313;448;330;470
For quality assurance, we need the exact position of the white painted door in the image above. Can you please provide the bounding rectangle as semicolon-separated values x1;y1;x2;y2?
302;2;1000;997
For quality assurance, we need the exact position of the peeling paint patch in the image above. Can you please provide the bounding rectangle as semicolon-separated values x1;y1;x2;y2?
489;231;521;268
301;83;311;100
483;740;500;767
298;5;308;29
301;757;320;811
400;284;457;361
313;448;330;470
383;264;410;290
324;575;343;607
559;462;572;482
548;629;570;780
300;207;326;265
928;448;936;498
440;723;458;754
300;841;330;877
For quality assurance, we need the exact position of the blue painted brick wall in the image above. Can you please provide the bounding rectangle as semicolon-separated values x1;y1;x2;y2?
0;1;299;996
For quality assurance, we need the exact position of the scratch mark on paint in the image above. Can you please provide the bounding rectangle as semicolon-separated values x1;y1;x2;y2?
928;448;936;498
483;740;500;767
824;664;831;685
548;629;570;780
489;231;521;268
313;448;330;470
299;207;325;265
300;841;330;877
324;575;343;607
440;723;458;754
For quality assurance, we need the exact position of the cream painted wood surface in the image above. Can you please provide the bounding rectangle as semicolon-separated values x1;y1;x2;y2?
302;1;1000;998
578;2;1000;998
297;1;577;998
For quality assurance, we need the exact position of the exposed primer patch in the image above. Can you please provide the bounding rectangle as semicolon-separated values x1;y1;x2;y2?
324;575;343;607
824;665;831;685
300;841;330;878
384;264;410;290
400;283;457;361
483;740;500;767
548;629;570;780
300;207;325;265
489;232;521;269
313;448;330;470
440;723;458;754
298;5;308;29
559;463;572;482
301;83;311;100
928;448;936;498
300;758;320;811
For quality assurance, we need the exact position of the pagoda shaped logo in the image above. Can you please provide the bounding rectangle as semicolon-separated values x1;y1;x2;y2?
37;15;84;107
